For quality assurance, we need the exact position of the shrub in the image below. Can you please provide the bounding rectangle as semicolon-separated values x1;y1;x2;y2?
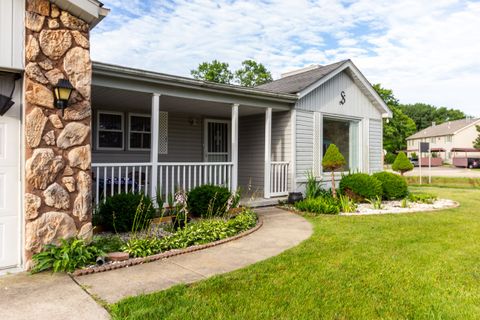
322;144;346;198
96;193;155;232
373;171;409;200
187;185;232;218
339;173;383;202
408;192;437;204
392;151;414;176
294;196;340;215
385;152;397;164
304;170;327;199
31;238;103;273
91;235;125;253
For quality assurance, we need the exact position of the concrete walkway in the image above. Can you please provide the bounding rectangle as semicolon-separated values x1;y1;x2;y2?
0;208;312;319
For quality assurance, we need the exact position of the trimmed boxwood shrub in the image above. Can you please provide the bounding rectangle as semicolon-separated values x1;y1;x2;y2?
96;193;155;232
187;185;232;218
339;173;383;202
373;171;409;200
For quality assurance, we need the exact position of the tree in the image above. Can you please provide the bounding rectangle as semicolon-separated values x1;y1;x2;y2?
392;151;413;176
322;144;346;198
398;103;466;131
190;60;234;84
473;125;480;149
234;60;272;87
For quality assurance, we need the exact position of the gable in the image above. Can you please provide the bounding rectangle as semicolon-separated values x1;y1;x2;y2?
295;71;383;119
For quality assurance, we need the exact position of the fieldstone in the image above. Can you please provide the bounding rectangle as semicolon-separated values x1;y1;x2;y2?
68;145;91;170
68;90;84;104
25;62;48;84
78;223;93;243
42;130;55;145
25;212;77;254
39;30;72;60
38;58;54;71
26;35;40;61
73;171;92;222
56;122;90;149
62;176;75;192
26;107;48;148
25;148;64;190
63;100;91;121
25;12;45;32
107;252;129;262
64;47;91;100
48;18;60;29
45;68;64;86
51;4;60;18
63;165;74;176
43;183;70;209
25;81;54;109
60;11;88;32
71;31;89;48
27;0;50;16
48;114;63;128
25;193;41;220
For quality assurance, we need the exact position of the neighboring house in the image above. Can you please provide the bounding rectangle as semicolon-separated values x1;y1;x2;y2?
406;118;480;164
0;0;391;274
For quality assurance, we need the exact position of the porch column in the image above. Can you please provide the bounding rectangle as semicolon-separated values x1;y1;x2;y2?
231;104;239;191
264;107;272;198
150;93;161;198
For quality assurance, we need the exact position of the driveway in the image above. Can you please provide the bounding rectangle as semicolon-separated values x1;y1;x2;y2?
404;166;480;178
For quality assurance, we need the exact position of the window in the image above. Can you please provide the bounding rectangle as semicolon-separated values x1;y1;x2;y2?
97;111;124;150
446;135;452;142
323;118;360;171
430;137;436;143
128;114;151;150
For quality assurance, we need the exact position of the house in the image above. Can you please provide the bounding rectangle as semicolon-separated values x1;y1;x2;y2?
0;0;391;274
406;118;480;166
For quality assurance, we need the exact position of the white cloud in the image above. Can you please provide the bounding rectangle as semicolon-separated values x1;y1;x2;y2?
91;0;480;116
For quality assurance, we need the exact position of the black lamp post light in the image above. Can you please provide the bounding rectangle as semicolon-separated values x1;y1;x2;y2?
54;79;74;117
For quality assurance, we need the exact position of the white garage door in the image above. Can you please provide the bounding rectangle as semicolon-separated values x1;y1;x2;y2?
0;76;21;270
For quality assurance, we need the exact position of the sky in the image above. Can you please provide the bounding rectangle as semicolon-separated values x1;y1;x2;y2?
91;0;480;116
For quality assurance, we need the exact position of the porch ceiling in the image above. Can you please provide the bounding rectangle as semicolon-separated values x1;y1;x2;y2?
92;86;284;117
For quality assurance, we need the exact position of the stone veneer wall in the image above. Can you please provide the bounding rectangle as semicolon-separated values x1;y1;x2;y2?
23;0;93;266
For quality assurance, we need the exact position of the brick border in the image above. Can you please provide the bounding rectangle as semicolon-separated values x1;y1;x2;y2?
72;217;264;277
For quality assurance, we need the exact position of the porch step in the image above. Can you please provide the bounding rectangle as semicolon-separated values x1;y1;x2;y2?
240;196;287;208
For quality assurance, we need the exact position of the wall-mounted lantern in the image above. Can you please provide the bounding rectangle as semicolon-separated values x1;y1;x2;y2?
0;73;20;116
54;79;74;116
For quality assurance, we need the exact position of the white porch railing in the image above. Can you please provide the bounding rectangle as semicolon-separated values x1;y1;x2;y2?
270;161;289;197
92;162;233;205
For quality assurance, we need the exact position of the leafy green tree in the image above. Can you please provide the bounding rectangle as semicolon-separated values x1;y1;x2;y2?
373;84;416;153
322;144;346;198
190;60;234;84
398;103;466;131
473;125;480;149
234;60;273;87
392;151;414;176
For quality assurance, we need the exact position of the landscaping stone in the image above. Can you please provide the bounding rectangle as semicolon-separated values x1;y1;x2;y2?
341;199;458;216
39;29;72;60
25;148;64;190
25;193;41;220
56;122;90;149
43;182;70;210
78;222;93;243
25;107;48;148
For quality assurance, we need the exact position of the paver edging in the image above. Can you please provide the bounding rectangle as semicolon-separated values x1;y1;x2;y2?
72;217;264;277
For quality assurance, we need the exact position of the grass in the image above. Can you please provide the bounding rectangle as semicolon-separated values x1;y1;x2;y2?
110;187;480;319
405;176;480;189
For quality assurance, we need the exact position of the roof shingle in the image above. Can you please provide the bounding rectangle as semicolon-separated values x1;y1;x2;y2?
407;118;480;139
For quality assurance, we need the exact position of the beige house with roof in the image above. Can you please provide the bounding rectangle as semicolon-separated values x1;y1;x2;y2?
406;118;480;164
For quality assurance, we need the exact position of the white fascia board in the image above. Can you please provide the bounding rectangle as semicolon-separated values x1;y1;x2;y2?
297;60;393;119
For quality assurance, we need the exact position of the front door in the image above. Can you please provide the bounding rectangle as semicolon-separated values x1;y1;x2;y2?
0;77;21;271
204;119;230;162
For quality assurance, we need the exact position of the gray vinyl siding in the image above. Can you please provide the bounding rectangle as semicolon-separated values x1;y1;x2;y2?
0;0;24;71
296;71;382;120
295;110;314;180
238;114;265;194
92;112;205;163
272;111;291;162
369;119;383;172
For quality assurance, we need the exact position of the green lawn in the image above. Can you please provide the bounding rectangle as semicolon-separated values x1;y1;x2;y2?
110;187;480;319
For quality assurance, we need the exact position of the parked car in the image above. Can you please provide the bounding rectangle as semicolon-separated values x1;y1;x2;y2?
409;157;419;167
468;158;480;169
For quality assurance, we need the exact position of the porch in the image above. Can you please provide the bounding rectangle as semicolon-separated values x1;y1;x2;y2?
90;64;295;205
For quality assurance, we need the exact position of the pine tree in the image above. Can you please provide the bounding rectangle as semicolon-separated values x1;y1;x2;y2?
322;144;346;198
473;125;480;149
392;151;414;176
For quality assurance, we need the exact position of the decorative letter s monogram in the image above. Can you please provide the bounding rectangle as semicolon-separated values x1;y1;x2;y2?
339;91;346;105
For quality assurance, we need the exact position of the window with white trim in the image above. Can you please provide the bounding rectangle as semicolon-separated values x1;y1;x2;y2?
322;117;360;171
97;111;124;150
128;113;151;150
